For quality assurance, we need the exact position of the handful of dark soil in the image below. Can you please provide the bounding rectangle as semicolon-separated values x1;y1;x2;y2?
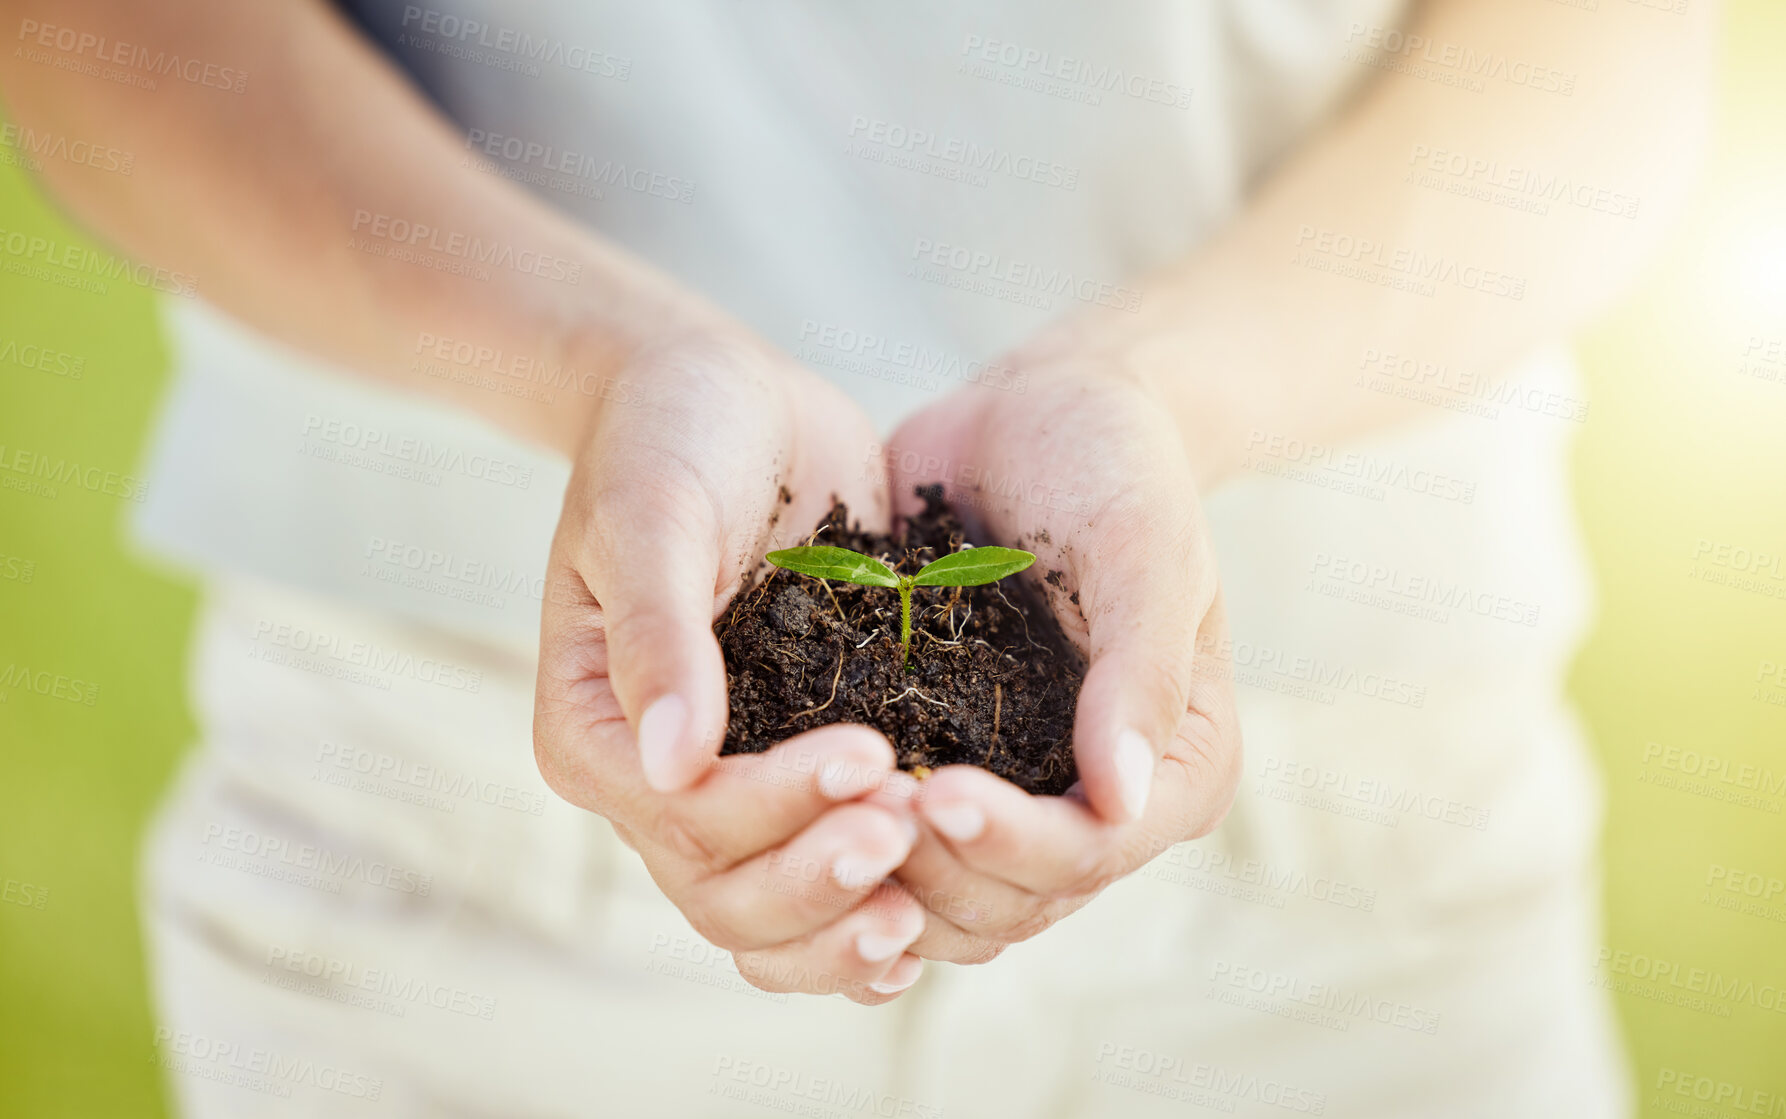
716;486;1083;795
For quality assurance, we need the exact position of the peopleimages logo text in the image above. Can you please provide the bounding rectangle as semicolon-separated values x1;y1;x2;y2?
397;7;630;79
463;129;694;203
848;115;1081;190
0;226;198;296
350;211;582;284
0;442;149;501
1343;23;1575;96
301;415;533;489
959;35;1192;109
1294;226;1526;300
15;19;248;92
909;237;1142;311
248;620;484;694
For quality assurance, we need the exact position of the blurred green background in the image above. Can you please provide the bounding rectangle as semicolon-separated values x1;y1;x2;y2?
3;4;1783;1116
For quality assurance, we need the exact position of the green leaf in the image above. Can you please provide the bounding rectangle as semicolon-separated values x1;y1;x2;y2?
766;546;899;587
912;545;1036;587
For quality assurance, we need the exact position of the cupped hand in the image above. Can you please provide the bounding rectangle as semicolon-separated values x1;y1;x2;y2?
532;329;929;1001
879;342;1243;964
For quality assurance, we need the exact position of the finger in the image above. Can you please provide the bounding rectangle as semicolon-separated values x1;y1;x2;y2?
916;765;1129;897
566;334;816;794
656;724;917;870
891;835;1053;965
1173;588;1244;832
671;803;918;951
901;737;1237;934
587;496;725;794
539;711;916;870
885;383;1223;824
1070;486;1219;823
901;886;1087;965
564;394;753;795
732;883;927;1002
912;763;1195;897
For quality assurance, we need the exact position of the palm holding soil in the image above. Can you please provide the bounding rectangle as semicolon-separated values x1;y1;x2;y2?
533;331;935;1001
534;327;1241;995
879;358;1242;963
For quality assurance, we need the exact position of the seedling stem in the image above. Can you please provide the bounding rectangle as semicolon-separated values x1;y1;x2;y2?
764;543;1036;670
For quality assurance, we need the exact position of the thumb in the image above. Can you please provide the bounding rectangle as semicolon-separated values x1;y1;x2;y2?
1070;503;1220;823
581;470;730;794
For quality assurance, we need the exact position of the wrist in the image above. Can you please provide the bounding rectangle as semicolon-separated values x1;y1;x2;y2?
1122;324;1267;491
382;211;748;459
1006;308;1256;491
512;292;742;458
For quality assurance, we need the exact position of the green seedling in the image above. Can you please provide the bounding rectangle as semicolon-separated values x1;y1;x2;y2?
765;543;1036;668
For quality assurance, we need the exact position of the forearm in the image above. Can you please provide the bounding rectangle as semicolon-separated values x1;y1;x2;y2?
1050;0;1716;487
0;0;721;456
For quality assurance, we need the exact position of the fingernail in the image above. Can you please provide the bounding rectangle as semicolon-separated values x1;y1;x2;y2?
869;954;924;995
820;757;896;801
856;926;919;964
818;758;864;799
831;809;917;888
1113;728;1154;821
637;694;689;792
878;771;921;805
831;849;904;889
898;814;920;848
923;800;985;842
